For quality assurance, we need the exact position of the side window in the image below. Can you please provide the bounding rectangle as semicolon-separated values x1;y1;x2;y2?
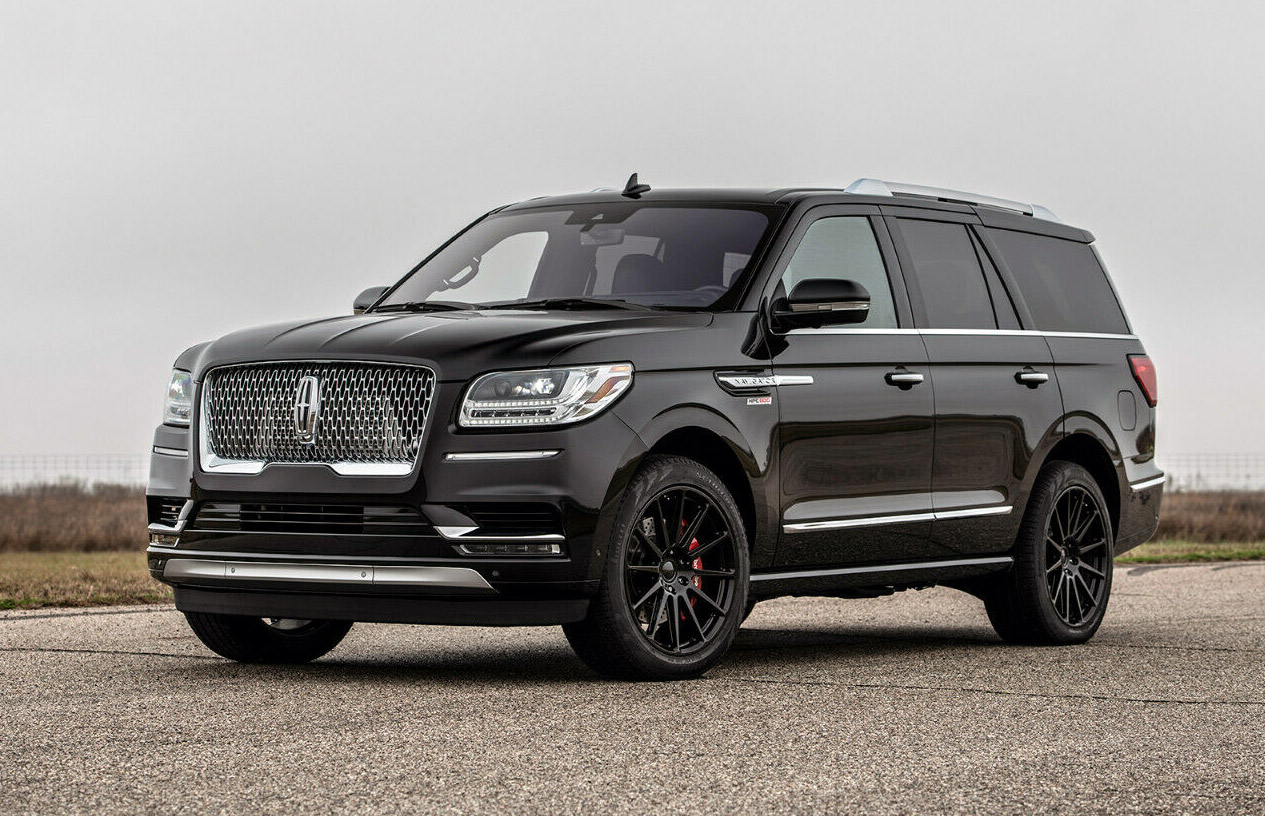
984;228;1130;334
780;217;897;329
897;220;997;330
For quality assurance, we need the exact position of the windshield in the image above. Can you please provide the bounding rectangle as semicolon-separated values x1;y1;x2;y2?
376;203;775;310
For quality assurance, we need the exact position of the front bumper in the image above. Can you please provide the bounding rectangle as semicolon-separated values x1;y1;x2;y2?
145;402;647;622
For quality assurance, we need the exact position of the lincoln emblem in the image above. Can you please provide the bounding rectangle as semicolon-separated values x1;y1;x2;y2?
293;375;321;444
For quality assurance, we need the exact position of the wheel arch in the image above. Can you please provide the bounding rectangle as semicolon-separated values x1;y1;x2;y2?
610;405;776;562
1038;428;1124;536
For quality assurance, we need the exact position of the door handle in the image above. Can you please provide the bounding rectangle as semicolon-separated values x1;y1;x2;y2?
1015;368;1050;387
885;369;924;389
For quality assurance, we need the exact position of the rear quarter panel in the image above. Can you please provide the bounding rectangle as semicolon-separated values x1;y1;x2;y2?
1046;334;1161;551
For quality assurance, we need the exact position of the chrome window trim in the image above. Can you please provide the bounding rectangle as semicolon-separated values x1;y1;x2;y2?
786;328;1139;340
161;558;495;591
783;504;1012;533
1130;475;1166;492
197;359;434;478
752;555;1014;583
443;450;562;462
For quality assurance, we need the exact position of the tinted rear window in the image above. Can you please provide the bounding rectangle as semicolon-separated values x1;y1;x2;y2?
985;229;1129;334
898;219;996;330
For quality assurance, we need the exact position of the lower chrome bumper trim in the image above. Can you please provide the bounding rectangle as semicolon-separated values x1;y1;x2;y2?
161;559;495;591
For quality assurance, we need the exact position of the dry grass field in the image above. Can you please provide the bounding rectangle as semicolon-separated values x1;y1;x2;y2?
0;485;1260;609
0;484;145;552
0;551;170;609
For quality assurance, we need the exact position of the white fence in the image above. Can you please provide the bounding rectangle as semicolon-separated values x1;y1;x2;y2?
0;455;150;488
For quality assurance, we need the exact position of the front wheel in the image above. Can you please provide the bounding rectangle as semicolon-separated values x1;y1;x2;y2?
184;613;353;663
564;455;749;680
984;461;1115;645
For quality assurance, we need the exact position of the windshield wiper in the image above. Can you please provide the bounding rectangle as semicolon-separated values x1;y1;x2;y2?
480;297;653;312
372;300;475;313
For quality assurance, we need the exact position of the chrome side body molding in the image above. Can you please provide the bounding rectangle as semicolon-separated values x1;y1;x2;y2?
752;555;1014;583
783;505;1012;534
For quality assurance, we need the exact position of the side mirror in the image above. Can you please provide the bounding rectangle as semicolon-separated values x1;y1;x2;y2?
774;278;871;329
353;286;389;314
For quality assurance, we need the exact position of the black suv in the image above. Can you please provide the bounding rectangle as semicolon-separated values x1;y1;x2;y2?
146;177;1162;679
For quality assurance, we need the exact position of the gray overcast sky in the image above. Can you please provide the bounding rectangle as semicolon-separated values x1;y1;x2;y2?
1;1;1262;456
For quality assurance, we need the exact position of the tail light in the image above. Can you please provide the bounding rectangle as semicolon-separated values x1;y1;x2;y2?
1129;354;1157;406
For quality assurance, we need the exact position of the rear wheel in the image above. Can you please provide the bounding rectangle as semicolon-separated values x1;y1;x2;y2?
564;455;749;680
985;461;1114;644
184;613;353;663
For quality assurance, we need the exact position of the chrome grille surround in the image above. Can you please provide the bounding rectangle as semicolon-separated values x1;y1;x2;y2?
198;361;435;476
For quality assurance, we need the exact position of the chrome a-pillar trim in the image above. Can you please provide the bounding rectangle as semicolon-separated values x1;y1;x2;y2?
751;555;1014;583
783;505;1012;533
162;559;495;591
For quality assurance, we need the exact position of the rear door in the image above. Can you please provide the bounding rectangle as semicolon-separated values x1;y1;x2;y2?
887;212;1064;555
768;206;946;567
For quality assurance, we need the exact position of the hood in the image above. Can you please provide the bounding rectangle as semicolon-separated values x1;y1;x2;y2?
177;309;713;381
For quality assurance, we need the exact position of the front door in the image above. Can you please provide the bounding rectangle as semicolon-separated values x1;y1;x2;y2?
769;207;945;568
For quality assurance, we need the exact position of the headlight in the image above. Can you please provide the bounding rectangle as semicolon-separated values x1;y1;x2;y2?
459;363;633;428
163;369;193;426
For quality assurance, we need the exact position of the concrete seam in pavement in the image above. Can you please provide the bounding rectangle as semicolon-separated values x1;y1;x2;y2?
0;646;218;660
728;676;1265;707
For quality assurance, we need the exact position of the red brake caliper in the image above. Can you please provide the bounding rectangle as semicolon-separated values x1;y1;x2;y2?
684;521;703;611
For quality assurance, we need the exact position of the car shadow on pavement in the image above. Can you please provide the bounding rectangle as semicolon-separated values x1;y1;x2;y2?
167;624;1006;687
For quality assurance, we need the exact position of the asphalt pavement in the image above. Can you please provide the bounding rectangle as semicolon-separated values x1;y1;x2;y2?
2;562;1262;815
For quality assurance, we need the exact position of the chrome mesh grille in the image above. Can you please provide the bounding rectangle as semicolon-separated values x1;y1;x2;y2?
202;362;434;467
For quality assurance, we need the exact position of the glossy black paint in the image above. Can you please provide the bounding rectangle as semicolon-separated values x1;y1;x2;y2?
146;186;1162;627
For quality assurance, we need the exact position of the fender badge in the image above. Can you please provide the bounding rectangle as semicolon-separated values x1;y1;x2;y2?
746;396;773;406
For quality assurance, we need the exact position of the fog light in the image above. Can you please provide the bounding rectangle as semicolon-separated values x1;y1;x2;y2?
150;533;179;547
457;542;562;556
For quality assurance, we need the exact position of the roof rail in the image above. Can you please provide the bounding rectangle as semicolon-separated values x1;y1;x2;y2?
844;178;1059;223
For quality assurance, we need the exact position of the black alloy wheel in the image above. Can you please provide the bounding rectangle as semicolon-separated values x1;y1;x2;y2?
622;485;740;655
984;460;1115;645
564;455;749;680
1044;485;1110;626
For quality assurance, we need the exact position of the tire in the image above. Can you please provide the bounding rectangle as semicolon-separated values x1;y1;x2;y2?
184;613;353;663
563;455;750;680
984;461;1115;645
